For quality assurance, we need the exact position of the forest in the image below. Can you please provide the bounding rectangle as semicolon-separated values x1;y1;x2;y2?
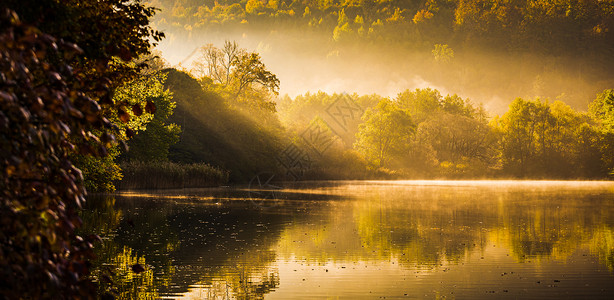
2;0;614;298
149;0;614;112
85;0;614;188
117;57;614;184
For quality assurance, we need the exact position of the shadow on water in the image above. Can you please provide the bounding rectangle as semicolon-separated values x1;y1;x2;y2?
82;190;335;299
82;181;614;299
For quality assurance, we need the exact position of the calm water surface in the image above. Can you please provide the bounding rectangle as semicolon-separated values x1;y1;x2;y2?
85;181;614;299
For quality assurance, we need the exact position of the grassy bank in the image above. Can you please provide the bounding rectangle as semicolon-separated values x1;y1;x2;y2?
117;161;229;190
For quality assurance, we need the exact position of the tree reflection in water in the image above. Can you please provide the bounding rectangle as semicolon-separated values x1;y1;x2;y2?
81;195;294;299
81;181;614;298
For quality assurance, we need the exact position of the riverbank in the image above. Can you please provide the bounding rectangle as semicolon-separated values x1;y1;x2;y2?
117;161;229;190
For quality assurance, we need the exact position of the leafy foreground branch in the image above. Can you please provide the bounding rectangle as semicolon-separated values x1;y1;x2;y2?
0;10;106;298
1;0;163;297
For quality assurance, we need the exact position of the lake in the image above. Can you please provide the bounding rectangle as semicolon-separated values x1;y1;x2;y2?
84;180;614;299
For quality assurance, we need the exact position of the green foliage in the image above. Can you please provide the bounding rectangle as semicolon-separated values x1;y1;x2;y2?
432;43;454;63
76;70;177;192
278;91;383;129
590;89;614;133
396;88;443;122
147;0;614;111
333;21;354;41
396;88;483;121
123;73;181;162
246;0;265;15
392;88;492;176
125;104;181;162
416;113;496;177
355;99;416;168
112;72;162;134
277;92;383;146
71;147;123;193
191;41;280;112
493;98;555;176
163;69;285;181
589;89;614;175
6;0;165;193
493;98;604;178
278;87;612;179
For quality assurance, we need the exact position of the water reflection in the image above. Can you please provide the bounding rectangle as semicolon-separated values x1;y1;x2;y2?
84;181;614;299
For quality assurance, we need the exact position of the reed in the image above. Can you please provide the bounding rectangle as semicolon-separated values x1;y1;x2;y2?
117;161;229;190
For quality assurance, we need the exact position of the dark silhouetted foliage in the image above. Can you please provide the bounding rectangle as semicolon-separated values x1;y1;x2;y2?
1;0;162;297
0;9;107;298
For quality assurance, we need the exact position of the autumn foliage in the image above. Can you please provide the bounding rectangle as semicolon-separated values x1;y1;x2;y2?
0;9;107;297
0;0;162;297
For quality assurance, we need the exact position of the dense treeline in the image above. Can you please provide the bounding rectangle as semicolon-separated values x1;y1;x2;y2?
151;0;614;57
136;47;614;180
278;87;614;179
149;0;614;116
106;40;614;186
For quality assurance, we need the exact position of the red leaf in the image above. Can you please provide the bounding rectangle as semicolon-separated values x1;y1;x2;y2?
131;104;143;116
144;100;156;114
118;108;130;123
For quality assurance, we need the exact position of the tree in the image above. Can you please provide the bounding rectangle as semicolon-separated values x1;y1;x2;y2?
191;41;280;111
432;44;454;63
4;0;164;192
590;89;614;133
333;9;354;41
76;69;180;191
441;93;485;119
417;112;495;175
589;89;614;175
4;0;164;90
124;73;181;162
493;98;601;178
75;66;171;192
396;88;442;123
163;69;284;182
354;99;416;168
549;101;603;177
492;98;552;176
246;0;265;14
